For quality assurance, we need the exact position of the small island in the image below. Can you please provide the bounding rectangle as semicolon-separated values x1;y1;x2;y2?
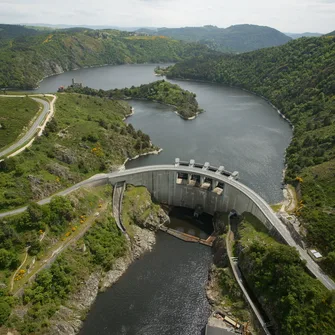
65;80;203;120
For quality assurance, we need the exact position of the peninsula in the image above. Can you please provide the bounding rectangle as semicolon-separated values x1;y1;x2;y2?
65;80;203;120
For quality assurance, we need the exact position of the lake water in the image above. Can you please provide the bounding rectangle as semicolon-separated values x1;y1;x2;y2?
35;64;292;335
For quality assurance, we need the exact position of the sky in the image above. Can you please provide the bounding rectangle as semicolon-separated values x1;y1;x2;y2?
0;0;334;33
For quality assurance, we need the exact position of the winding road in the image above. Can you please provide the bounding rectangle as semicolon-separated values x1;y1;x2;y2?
0;164;334;291
0;94;56;158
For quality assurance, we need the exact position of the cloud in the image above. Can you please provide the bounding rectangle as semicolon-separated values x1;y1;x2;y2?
0;0;334;33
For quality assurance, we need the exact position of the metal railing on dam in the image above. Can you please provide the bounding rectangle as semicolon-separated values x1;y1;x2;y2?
0;160;334;291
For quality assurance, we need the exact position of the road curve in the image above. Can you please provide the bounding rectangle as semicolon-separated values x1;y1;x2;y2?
0;164;334;290
0;95;56;158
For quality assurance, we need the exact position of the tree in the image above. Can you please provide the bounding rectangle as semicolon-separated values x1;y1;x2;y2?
0;301;10;325
27;203;44;223
0;249;18;270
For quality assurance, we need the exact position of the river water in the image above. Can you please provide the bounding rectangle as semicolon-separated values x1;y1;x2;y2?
35;64;292;335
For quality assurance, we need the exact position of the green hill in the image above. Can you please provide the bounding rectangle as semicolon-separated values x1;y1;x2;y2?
0;27;211;90
166;36;335;270
137;24;291;53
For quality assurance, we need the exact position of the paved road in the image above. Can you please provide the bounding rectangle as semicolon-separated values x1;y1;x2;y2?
225;224;271;335
0;164;333;290
0;97;50;158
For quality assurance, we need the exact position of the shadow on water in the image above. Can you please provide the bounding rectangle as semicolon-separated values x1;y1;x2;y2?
167;206;214;239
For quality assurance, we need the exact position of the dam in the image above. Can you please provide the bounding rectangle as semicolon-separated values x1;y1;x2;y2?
1;159;334;291
108;159;287;240
102;159;334;291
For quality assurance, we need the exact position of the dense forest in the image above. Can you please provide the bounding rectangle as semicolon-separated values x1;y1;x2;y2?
236;214;335;335
137;24;291;53
167;36;335;270
65;80;202;119
0;26;212;89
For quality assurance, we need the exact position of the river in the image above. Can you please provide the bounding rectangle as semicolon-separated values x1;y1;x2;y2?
35;64;292;335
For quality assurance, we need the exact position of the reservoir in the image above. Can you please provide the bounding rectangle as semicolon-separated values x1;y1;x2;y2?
35;64;292;334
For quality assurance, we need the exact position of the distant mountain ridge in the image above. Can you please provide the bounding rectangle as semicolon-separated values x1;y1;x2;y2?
136;24;292;53
0;24;46;41
285;32;322;39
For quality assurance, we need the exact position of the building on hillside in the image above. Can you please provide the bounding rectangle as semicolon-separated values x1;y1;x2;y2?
71;78;83;88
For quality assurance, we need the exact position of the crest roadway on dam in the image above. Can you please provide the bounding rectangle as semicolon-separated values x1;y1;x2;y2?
0;162;334;291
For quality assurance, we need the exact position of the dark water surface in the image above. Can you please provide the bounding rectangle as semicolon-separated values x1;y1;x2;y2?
79;233;212;335
168;207;214;239
36;64;292;335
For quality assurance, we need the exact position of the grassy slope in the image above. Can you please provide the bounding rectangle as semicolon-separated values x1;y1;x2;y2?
0;29;211;89
0;97;40;148
0;186;127;334
122;185;161;238
0;93;156;210
237;213;335;335
0;184;162;333
167;36;335;259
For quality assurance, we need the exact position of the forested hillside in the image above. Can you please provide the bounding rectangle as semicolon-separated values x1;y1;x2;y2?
236;214;335;335
0;27;211;89
137;24;291;53
167;36;335;270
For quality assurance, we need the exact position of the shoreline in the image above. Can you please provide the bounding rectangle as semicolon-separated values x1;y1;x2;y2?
28;62;175;91
120;105;163;170
122;106;135;121
119;96;200;120
168;75;294;195
120;148;163;171
47;226;157;335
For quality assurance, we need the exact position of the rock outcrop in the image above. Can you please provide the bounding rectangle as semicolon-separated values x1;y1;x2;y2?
47;224;156;335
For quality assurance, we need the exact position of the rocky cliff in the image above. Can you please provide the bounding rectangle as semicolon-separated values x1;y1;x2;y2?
45;185;169;335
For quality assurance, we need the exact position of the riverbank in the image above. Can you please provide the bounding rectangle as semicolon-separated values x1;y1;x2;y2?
165;75;294;130
165;74;294;197
46;225;157;335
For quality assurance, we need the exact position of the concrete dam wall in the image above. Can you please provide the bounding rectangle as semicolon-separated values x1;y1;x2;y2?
108;163;276;235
